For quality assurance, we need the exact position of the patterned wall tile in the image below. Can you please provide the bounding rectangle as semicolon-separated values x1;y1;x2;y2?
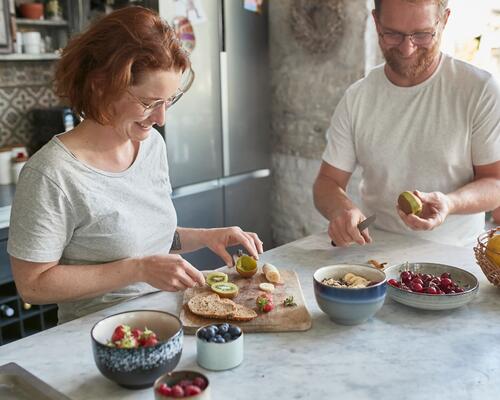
0;61;61;147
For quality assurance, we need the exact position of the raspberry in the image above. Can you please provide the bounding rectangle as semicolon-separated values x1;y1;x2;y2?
185;385;202;396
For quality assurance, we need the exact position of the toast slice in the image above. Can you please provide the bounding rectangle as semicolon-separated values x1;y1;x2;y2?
187;293;236;319
231;303;258;322
187;293;257;322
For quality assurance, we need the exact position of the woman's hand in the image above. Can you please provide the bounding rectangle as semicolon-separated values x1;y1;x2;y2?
397;190;451;230
202;227;264;266
139;254;205;292
328;207;372;246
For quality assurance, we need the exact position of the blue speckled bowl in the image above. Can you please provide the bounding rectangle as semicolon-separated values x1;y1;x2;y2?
313;264;387;325
91;310;183;389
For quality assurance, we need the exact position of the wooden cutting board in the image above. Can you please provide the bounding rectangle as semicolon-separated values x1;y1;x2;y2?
179;267;312;334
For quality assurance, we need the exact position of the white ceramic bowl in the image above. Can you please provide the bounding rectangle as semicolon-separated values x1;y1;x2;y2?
196;323;243;371
384;262;479;310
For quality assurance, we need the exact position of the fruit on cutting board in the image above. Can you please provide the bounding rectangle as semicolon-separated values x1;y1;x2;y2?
398;191;422;215
235;254;258;278
486;234;500;267
259;282;275;292
210;282;239;298
263;263;281;283
206;271;228;287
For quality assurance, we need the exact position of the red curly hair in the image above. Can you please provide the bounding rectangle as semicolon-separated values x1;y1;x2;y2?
54;6;190;125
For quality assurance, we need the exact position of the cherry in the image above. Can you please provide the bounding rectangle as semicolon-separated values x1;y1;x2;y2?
411;278;424;286
388;279;400;287
440;277;452;288
401;271;412;282
441;272;451;279
410;282;424;292
426;286;438;295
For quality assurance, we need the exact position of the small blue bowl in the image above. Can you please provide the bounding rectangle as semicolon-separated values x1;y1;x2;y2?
91;310;183;389
313;264;387;325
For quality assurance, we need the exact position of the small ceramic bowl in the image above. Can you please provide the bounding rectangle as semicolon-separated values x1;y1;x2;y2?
154;370;211;399
313;264;387;325
384;262;479;310
196;323;243;371
91;310;183;389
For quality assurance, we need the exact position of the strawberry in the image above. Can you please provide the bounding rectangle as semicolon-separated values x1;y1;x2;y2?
131;328;143;339
142;336;159;347
256;294;274;312
262;303;274;313
157;383;172;396
116;335;138;349
139;327;158;346
111;324;129;342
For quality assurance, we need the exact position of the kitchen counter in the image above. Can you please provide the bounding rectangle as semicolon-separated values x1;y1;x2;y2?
0;229;499;400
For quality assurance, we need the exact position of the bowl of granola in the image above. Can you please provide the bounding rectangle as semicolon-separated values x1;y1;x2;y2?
313;264;387;325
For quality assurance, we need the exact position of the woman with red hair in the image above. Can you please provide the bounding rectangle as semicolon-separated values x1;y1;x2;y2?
7;7;263;324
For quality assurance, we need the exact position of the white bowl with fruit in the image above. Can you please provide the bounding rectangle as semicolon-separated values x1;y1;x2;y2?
384;262;479;310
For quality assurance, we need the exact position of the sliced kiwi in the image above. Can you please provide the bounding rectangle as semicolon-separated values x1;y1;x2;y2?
211;282;239;298
206;272;229;287
235;254;258;278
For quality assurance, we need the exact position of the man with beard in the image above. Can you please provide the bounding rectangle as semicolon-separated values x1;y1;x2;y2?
313;0;500;247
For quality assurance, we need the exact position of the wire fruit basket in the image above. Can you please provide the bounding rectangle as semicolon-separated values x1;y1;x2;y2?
474;227;500;287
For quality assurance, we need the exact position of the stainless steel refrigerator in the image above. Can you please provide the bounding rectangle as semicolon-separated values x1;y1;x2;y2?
158;0;271;269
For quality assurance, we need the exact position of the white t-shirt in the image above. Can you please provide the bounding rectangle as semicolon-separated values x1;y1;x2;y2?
323;53;500;246
8;129;177;323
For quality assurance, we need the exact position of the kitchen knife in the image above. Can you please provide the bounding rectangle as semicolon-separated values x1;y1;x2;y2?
330;214;376;247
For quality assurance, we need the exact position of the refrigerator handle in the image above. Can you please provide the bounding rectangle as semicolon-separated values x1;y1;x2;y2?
218;0;225;52
220;51;230;177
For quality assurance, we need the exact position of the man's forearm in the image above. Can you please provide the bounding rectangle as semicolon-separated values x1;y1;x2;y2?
447;177;500;215
313;175;357;220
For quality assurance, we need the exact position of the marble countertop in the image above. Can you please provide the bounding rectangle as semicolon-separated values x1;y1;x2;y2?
1;229;499;399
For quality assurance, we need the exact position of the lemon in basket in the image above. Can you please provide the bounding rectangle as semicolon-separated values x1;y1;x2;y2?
486;234;500;267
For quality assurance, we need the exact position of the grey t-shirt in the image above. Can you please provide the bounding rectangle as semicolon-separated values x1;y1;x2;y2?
7;128;177;323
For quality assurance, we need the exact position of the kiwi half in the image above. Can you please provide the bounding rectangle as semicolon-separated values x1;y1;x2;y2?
211;282;239;298
206;272;228;287
398;191;423;215
235;255;258;278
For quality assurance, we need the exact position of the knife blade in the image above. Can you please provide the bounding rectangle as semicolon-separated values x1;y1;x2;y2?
331;214;376;247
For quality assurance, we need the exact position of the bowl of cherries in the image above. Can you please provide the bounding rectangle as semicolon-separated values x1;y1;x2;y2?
384;262;479;310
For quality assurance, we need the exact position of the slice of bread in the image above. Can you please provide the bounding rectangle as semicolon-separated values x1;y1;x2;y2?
187;293;257;322
188;293;236;319
232;303;258;322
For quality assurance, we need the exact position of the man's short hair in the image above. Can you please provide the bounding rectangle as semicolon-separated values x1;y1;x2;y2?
374;0;449;16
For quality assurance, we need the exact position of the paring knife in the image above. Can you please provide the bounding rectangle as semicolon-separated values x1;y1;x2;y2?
331;214;376;247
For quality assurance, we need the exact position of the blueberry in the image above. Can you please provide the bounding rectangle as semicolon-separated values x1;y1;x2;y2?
218;323;229;334
228;325;241;337
214;336;225;343
206;326;217;338
223;332;232;342
208;336;218;343
198;327;208;339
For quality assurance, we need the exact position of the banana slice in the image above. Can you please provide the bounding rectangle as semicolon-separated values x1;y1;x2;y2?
259;282;275;292
263;263;281;283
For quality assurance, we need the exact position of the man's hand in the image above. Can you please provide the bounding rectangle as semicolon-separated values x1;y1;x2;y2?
328;208;372;246
397;190;451;230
